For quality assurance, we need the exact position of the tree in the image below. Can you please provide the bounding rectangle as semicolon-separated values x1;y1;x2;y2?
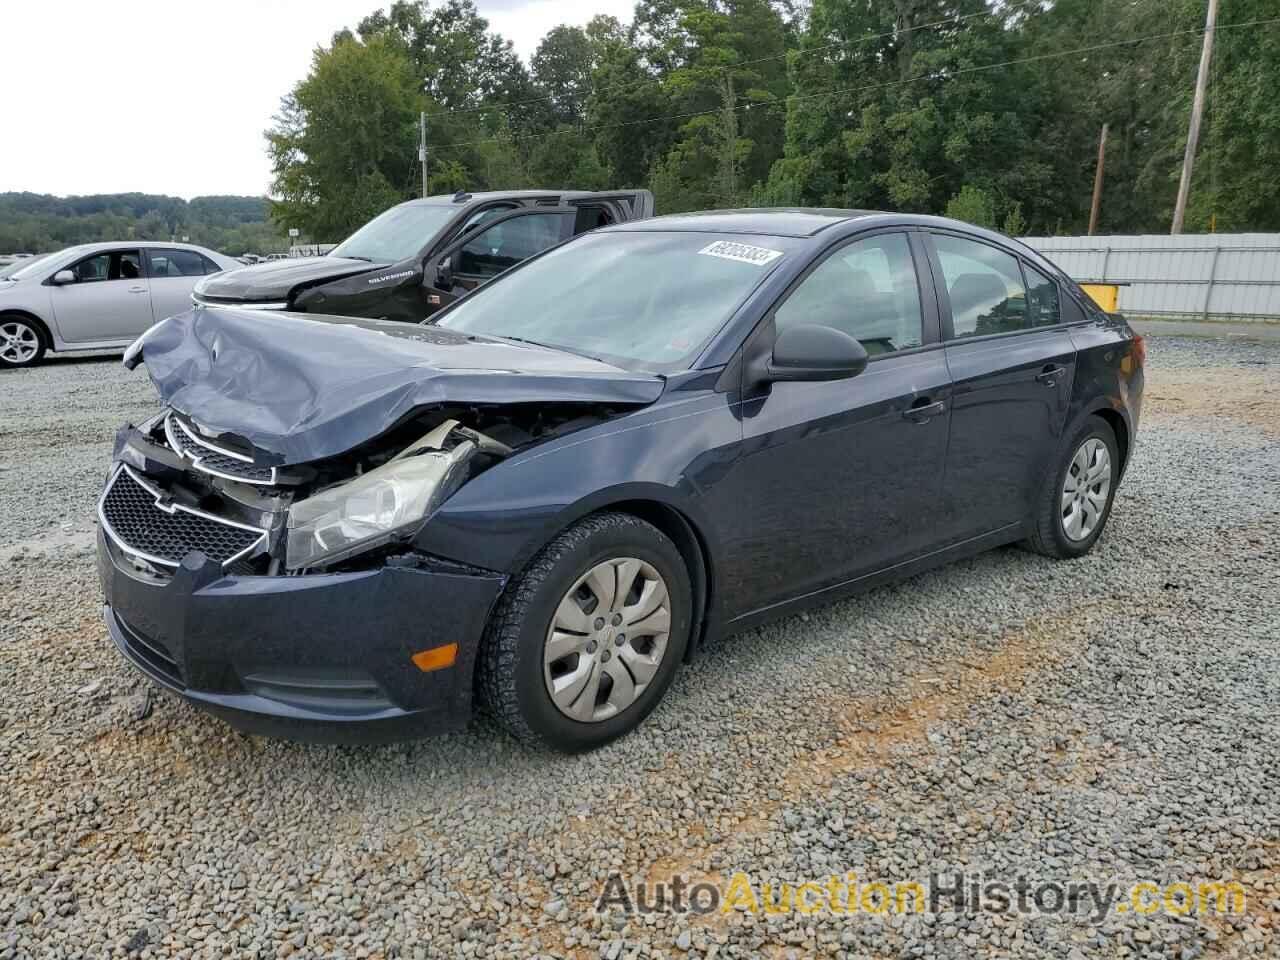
945;184;996;228
533;26;596;125
252;0;1280;238
266;33;424;238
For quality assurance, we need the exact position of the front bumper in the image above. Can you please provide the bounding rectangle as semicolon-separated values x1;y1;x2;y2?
98;529;506;743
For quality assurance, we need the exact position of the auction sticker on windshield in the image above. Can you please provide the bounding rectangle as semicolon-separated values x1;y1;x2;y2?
697;240;784;266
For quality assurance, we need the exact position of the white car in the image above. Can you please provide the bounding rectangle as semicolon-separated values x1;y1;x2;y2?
0;241;240;368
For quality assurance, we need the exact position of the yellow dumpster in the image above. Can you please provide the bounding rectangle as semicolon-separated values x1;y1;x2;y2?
1080;282;1121;313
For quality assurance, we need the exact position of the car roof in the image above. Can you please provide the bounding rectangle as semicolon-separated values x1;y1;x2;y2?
607;208;879;238
52;240;223;254
408;189;638;207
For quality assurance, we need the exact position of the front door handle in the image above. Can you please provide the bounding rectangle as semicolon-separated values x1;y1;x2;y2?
903;399;945;423
1036;364;1064;385
128;285;148;294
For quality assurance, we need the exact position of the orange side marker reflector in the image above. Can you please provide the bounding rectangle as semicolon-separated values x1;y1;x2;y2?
411;643;458;673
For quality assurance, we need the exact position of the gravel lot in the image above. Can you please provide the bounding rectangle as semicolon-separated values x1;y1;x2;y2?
1;337;1277;959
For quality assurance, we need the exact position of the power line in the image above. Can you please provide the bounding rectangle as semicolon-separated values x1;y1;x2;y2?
431;16;1280;154
427;0;1046;121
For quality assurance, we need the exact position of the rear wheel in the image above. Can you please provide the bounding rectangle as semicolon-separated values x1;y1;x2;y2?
0;316;46;369
1024;416;1119;559
478;512;691;752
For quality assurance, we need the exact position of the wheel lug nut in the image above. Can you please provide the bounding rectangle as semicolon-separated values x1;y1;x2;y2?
615;634;625;646
602;650;612;661
611;613;623;626
594;617;605;630
586;641;597;653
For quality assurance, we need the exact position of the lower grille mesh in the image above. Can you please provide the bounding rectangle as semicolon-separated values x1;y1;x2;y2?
100;467;265;567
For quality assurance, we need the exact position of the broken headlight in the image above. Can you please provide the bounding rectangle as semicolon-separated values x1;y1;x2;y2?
286;443;473;570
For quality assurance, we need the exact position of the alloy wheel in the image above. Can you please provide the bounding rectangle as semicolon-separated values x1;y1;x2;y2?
543;557;672;723
1;321;40;365
1061;437;1112;541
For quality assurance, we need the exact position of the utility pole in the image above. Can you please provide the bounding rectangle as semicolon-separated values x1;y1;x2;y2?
1088;123;1109;236
419;111;429;198
1172;0;1218;235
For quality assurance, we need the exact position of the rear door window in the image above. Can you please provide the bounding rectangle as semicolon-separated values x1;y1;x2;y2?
1023;262;1061;327
932;234;1028;338
149;248;209;278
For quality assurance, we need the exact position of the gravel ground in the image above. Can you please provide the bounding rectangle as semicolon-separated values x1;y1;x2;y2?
1;338;1277;959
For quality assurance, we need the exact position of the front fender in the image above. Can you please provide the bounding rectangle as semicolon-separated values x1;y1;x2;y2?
411;389;741;577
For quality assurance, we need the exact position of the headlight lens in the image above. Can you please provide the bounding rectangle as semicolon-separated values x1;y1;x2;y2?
286;445;472;570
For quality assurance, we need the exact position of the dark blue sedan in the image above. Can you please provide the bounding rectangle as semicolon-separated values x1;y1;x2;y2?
99;209;1144;751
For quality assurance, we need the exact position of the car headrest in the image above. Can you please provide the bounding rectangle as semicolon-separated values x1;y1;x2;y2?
949;273;1006;313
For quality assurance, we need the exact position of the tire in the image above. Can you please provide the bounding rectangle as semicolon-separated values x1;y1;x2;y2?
0;315;47;369
1023;415;1120;559
478;512;692;752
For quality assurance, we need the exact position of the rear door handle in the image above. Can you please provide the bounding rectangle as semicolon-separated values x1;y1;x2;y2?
903;400;945;423
128;285;148;294
1036;365;1064;385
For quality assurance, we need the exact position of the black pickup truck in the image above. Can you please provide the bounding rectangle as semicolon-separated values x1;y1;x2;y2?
192;189;654;322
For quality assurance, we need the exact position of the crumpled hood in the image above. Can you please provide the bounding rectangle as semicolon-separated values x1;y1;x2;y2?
196;256;375;302
127;308;664;465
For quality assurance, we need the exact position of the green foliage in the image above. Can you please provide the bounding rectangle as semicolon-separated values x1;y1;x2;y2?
0;193;284;256
532;26;596;125
256;0;1280;240
267;31;425;239
945;185;997;229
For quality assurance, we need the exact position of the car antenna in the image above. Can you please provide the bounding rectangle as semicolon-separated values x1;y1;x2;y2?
452;189;472;203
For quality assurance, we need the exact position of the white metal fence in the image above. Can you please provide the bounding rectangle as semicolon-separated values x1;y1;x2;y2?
1022;234;1280;321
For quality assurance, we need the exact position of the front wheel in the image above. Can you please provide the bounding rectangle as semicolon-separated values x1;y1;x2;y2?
1024;416;1119;559
478;512;691;752
0;316;46;369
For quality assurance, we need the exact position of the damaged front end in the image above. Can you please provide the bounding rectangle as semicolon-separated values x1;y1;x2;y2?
105;400;610;578
97;308;663;741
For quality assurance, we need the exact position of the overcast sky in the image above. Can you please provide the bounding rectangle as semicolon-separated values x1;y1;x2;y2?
0;0;633;200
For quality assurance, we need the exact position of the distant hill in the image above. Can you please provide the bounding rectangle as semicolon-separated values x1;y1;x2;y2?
0;192;287;256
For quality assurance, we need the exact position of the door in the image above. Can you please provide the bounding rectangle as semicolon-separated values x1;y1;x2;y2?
721;231;953;617
925;231;1077;540
146;248;222;322
424;208;576;314
48;249;152;343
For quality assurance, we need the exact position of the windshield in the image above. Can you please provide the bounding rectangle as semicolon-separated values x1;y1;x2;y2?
330;203;459;263
435;231;793;371
5;253;57;281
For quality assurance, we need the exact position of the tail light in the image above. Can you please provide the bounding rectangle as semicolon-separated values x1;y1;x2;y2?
1122;333;1146;375
1132;334;1146;368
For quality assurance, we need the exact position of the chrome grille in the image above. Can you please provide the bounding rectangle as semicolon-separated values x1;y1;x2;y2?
164;412;277;485
99;465;267;569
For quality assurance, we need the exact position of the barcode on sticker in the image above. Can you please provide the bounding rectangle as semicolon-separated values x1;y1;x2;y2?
697;240;784;266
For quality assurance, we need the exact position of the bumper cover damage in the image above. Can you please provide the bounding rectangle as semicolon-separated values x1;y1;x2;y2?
100;307;664;741
99;530;506;742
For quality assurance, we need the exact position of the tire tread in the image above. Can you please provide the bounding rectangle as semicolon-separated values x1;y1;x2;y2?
478;511;672;746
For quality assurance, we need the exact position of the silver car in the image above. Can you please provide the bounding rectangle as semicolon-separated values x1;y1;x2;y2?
0;241;240;368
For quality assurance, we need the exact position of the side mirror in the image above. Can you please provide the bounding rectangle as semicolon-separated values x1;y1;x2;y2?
759;324;869;383
51;269;76;285
432;254;454;289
